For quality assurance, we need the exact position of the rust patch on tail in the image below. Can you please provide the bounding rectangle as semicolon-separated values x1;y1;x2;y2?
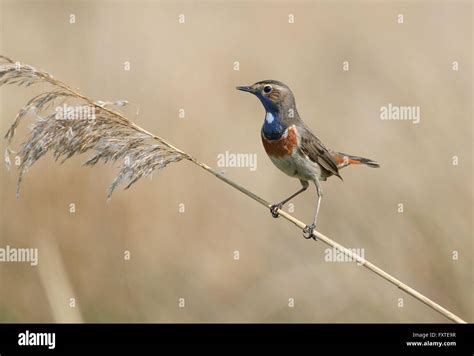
334;153;362;168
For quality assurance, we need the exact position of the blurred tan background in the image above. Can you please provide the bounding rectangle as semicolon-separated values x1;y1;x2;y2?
0;0;472;323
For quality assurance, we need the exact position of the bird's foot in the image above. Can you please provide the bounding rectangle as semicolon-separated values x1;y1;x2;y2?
270;203;283;218
303;224;316;240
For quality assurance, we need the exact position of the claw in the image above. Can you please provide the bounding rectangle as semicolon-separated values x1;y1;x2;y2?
303;224;316;240
270;204;282;218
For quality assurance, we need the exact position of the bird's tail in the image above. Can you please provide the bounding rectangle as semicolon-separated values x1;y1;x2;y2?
336;152;380;168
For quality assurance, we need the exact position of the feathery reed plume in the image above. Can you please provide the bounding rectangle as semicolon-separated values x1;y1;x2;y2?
1;56;467;324
0;55;187;198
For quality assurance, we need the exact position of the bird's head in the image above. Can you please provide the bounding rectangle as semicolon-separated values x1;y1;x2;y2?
236;80;296;115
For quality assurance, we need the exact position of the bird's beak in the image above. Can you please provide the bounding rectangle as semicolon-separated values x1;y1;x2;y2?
236;85;255;94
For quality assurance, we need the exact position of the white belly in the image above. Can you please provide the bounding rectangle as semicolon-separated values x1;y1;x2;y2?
269;151;323;181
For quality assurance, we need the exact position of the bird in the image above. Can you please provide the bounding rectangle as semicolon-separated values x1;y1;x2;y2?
236;80;379;239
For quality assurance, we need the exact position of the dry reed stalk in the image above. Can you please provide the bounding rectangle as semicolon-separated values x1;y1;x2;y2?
37;232;83;323
0;56;466;324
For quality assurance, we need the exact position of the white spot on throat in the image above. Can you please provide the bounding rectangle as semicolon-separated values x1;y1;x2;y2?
265;112;275;124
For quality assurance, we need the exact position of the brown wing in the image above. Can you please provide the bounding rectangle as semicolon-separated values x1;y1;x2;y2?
298;126;342;180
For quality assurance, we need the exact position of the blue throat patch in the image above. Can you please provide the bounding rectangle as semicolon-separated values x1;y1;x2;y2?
256;94;286;140
262;111;286;140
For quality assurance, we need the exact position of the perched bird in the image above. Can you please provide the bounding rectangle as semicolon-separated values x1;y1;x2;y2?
237;80;379;239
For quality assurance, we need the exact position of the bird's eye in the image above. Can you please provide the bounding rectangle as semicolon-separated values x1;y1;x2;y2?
263;85;273;94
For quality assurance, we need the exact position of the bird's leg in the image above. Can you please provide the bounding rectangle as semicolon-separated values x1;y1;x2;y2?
303;178;323;240
270;180;309;218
